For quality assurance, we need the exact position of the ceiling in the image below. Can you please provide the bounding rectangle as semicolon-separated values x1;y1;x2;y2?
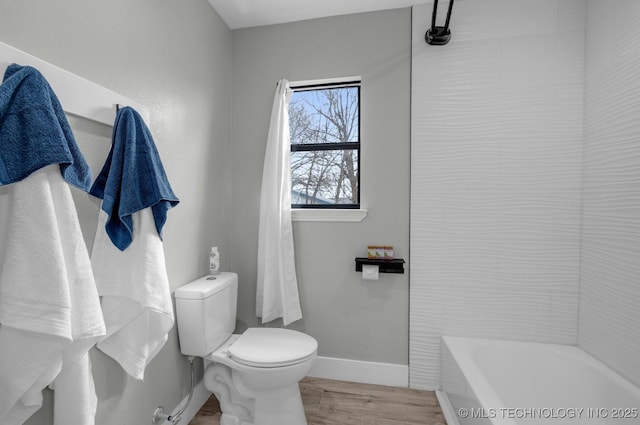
208;0;431;29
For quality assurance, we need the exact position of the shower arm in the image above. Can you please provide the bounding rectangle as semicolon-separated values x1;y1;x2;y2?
443;0;454;31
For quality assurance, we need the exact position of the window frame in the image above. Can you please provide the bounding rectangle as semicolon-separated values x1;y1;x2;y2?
289;78;362;210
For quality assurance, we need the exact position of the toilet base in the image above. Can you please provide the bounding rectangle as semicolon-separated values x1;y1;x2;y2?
252;384;307;425
204;362;308;425
204;363;254;425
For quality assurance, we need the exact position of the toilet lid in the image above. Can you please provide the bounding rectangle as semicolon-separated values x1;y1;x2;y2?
228;328;317;368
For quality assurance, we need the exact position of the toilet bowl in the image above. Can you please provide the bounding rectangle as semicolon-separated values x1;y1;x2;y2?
174;273;317;425
204;330;316;425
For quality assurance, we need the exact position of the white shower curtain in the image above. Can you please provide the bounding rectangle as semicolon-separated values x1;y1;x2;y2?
256;79;303;326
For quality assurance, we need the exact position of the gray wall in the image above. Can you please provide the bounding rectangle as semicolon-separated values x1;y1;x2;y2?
231;8;411;364
1;4;411;423
0;0;232;424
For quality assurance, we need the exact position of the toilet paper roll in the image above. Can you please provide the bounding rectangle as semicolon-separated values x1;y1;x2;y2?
362;264;379;280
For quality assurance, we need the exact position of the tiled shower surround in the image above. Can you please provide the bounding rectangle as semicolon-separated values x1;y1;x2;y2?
410;0;640;390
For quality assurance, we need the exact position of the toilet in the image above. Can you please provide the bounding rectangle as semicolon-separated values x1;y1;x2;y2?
174;272;317;425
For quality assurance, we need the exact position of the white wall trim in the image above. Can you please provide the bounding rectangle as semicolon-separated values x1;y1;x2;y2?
292;208;368;222
308;356;409;387
289;75;361;89
0;41;149;126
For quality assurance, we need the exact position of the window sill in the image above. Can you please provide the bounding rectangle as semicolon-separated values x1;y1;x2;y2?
291;208;368;222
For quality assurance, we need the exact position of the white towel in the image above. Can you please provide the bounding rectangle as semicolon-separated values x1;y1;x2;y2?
0;165;105;425
91;207;174;380
52;352;97;425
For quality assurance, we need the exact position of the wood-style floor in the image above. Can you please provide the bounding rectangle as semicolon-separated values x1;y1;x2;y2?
188;376;447;425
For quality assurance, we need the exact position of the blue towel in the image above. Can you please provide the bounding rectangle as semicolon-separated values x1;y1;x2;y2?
90;106;179;251
0;64;91;190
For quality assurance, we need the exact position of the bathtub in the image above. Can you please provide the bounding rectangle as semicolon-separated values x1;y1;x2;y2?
438;337;640;425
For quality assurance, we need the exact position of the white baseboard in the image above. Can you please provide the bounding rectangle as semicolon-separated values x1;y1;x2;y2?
308;356;409;387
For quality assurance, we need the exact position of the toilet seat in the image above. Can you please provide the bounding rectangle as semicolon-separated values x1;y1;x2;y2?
228;328;317;368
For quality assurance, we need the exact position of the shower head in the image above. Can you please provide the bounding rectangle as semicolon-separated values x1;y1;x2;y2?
425;0;455;45
425;26;451;45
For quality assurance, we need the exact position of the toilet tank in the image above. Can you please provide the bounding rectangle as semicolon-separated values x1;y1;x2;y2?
174;272;238;357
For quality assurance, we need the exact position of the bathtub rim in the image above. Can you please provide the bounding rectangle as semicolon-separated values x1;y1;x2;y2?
440;336;640;425
436;387;463;425
441;336;519;425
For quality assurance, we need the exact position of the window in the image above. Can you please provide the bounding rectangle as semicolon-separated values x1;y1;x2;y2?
289;79;360;209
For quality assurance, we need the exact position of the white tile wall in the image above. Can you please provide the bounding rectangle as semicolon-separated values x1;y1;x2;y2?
579;0;640;389
410;0;586;389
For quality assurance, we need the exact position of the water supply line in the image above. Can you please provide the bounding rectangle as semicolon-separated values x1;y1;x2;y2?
152;356;195;424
